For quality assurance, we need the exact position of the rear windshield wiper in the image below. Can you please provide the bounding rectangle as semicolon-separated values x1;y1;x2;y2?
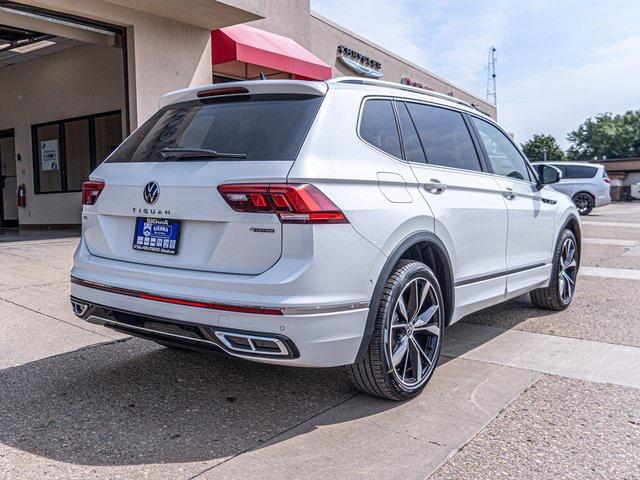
160;147;247;160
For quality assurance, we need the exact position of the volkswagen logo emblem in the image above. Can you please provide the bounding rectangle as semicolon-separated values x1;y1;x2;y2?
143;181;159;205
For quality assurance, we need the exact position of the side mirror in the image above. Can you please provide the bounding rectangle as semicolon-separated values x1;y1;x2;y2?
534;164;562;189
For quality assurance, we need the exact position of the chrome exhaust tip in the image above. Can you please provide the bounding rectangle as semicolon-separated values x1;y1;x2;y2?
71;299;89;317
213;331;290;356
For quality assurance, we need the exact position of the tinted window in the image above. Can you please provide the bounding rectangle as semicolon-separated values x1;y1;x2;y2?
564;165;598;179
360;99;402;158
107;95;322;163
396;101;426;163
471;117;531;181
550;164;567;177
405;103;481;171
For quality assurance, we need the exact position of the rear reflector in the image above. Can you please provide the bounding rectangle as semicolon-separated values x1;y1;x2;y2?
82;180;105;205
70;277;284;316
217;183;348;224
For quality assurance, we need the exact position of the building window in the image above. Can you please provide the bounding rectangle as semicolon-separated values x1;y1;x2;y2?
32;111;122;194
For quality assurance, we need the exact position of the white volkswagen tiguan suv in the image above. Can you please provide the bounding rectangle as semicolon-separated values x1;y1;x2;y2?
71;78;581;400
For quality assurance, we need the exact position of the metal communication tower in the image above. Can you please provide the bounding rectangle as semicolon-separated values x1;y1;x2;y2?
486;46;497;106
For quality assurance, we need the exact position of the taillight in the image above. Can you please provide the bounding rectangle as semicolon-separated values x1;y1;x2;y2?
603;176;611;184
82;180;105;205
218;183;348;224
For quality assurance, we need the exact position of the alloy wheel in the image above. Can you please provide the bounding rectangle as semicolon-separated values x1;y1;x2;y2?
574;194;591;215
385;277;441;388
558;237;577;304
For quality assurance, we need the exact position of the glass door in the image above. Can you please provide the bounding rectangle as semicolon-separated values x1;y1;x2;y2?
0;130;18;228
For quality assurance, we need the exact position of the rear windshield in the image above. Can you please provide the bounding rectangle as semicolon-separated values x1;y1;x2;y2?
106;94;323;163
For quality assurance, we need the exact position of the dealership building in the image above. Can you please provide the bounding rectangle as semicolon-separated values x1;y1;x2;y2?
0;0;495;230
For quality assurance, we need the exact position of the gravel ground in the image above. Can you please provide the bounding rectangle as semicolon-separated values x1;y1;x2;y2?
431;376;640;480
580;243;632;265
463;276;640;348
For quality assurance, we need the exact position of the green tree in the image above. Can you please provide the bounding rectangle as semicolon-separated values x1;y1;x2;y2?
521;134;565;162
566;110;640;161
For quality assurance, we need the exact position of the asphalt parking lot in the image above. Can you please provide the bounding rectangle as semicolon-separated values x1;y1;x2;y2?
1;203;639;479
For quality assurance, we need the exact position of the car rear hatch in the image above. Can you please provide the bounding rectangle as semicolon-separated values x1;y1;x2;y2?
83;81;326;275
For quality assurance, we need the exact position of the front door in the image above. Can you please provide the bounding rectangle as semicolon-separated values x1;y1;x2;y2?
0;130;18;228
469;116;556;293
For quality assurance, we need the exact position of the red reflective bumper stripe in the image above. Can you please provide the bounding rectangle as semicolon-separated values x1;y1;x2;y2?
70;277;284;316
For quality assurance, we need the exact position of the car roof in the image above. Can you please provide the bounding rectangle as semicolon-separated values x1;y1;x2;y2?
158;77;487;118
532;161;604;168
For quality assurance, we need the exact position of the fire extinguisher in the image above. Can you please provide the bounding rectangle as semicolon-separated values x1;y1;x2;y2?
17;183;26;208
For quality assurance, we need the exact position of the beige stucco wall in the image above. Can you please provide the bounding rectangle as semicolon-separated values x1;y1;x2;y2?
17;0;245;127
0;44;125;226
250;0;312;49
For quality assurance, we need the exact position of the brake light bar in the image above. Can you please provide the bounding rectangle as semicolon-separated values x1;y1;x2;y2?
217;183;348;224
197;86;249;98
82;180;105;205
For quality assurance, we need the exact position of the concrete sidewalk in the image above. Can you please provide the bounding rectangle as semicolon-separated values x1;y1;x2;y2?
0;203;639;479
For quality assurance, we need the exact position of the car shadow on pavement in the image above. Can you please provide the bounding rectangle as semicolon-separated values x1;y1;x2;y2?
0;338;405;467
0;297;542;468
460;293;558;332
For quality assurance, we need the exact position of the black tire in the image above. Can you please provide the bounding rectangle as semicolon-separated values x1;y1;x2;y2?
573;192;594;215
530;229;579;311
349;259;445;401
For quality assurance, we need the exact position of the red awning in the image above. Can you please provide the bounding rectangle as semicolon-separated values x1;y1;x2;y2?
212;24;332;81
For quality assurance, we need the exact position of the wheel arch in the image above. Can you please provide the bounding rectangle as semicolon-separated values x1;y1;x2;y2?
572;190;595;202
558;213;582;268
355;231;454;362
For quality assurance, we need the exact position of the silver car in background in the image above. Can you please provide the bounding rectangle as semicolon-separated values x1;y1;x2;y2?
532;162;611;215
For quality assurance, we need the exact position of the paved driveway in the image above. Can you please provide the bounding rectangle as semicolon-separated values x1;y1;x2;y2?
1;203;639;479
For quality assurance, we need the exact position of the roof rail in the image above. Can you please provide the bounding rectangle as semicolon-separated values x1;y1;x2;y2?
331;76;490;116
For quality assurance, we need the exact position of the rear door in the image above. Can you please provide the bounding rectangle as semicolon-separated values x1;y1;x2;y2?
84;92;323;275
469;115;556;293
399;101;508;312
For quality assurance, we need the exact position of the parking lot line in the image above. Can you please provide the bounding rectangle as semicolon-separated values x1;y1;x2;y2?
580;221;640;229
582;237;638;247
580;266;640;281
444;323;640;389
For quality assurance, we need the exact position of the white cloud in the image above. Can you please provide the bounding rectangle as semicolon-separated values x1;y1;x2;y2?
501;35;640;147
312;0;640;149
312;0;429;67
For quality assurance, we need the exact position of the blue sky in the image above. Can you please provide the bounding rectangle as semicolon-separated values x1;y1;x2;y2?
311;0;640;149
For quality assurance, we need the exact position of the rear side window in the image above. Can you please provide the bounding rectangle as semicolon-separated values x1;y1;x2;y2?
563;165;598;179
106;94;323;163
405;102;482;172
359;99;402;158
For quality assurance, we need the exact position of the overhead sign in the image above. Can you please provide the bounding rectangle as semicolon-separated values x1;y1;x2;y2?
40;140;59;172
401;77;434;91
337;45;382;79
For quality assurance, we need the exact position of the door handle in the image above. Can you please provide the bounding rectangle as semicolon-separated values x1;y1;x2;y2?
502;188;517;200
423;179;447;194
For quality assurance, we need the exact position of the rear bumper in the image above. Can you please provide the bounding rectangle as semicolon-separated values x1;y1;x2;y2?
70;281;369;367
594;193;611;208
70;225;384;367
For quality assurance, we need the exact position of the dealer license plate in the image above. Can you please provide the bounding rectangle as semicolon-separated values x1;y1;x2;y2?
132;217;181;255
